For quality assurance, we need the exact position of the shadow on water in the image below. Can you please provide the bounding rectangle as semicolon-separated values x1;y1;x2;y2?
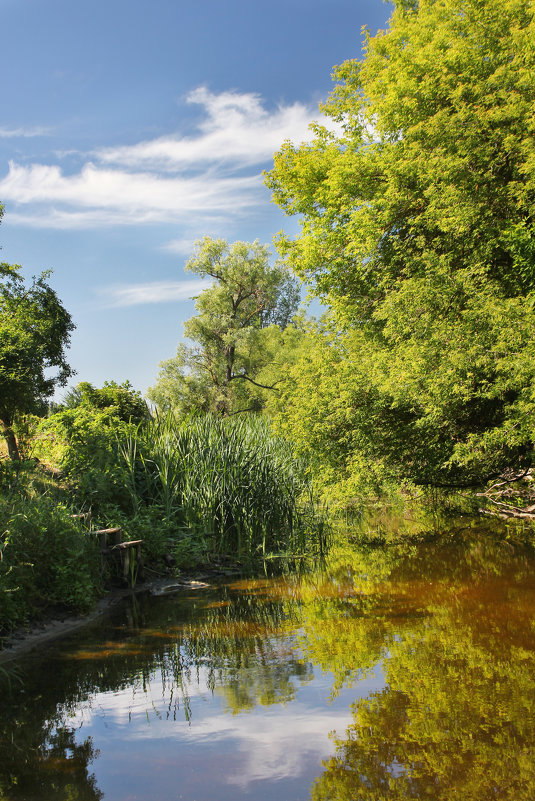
1;526;535;800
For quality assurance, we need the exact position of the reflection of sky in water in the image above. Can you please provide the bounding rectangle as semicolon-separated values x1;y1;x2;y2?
69;661;385;801
5;534;535;801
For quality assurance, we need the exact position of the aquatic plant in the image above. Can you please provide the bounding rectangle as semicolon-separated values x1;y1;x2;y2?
120;412;322;561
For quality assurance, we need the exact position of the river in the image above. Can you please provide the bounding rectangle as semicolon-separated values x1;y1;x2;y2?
1;529;535;800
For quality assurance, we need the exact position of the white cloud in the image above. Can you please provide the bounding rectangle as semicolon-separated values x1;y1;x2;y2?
0;160;259;216
161;237;197;255
101;279;208;307
96;87;316;171
0;125;50;138
0;88;320;230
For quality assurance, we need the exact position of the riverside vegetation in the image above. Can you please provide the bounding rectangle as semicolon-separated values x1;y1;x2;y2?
0;405;323;635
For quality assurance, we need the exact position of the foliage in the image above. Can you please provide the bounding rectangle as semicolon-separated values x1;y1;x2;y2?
148;237;300;415
0;259;74;460
266;0;535;490
269;296;535;493
35;405;136;512
0;464;101;632
63;380;149;423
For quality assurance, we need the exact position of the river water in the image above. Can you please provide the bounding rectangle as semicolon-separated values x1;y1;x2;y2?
1;531;535;800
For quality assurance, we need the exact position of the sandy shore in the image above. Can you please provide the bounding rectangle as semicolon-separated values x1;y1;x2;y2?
0;589;138;665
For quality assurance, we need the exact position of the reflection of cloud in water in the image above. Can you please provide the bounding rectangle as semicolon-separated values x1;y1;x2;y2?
211;706;354;788
68;665;384;790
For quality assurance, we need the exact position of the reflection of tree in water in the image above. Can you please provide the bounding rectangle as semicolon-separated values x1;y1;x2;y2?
307;535;535;801
0;581;313;798
3;532;534;801
0;713;102;801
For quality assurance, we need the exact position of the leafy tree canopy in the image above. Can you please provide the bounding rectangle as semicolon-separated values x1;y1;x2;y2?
0;248;74;460
148;237;300;415
62;380;149;424
267;0;535;308
266;0;535;489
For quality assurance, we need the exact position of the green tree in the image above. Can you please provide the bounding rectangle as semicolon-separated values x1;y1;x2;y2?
0;261;74;461
63;380;149;424
266;0;535;489
148;237;299;415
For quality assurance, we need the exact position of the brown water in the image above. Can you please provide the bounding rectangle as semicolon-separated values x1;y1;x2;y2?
1;531;535;800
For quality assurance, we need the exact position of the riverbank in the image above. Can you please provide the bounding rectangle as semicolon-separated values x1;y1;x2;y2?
0;572;236;664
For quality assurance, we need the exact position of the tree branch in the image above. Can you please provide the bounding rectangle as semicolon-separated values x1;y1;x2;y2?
228;373;280;392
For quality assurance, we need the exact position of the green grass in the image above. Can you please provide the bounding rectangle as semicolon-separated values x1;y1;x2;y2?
120;412;323;562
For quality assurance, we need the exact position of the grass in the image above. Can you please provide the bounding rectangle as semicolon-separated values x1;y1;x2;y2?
0;411;327;634
120;412;324;562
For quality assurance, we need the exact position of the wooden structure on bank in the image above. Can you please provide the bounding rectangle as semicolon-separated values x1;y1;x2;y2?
94;527;144;586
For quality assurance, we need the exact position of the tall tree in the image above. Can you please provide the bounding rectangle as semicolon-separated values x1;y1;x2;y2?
266;0;535;489
148;237;299;415
0;262;74;460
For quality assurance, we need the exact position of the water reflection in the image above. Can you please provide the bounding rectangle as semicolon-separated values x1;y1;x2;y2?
1;531;535;800
307;536;535;801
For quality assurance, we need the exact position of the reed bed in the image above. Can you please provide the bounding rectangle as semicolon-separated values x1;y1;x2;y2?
120;413;321;560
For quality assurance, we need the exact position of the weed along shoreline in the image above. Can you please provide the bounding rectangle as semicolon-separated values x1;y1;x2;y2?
1;414;326;641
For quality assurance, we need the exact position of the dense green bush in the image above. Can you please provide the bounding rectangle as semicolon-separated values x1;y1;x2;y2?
0;470;101;632
62;379;149;424
35;405;135;512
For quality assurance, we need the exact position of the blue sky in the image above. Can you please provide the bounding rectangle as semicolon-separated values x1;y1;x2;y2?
1;0;392;399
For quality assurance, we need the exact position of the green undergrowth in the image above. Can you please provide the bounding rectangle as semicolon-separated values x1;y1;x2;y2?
0;461;102;635
1;412;327;635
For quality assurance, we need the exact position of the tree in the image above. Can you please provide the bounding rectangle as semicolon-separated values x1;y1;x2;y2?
266;0;535;489
63;380;149;424
148;237;300;415
0;262;74;460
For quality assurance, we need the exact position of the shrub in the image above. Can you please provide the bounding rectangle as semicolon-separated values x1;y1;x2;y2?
0;490;101;633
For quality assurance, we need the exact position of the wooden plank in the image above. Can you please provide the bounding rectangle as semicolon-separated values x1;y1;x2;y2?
93;527;123;536
110;540;144;550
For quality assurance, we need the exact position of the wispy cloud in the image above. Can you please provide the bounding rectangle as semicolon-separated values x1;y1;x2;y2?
161;237;198;255
97;87;315;170
0;125;50;138
0;161;258;213
0;88;319;229
102;279;208;307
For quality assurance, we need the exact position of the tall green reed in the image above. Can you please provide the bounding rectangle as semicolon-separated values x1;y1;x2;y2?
120;412;321;560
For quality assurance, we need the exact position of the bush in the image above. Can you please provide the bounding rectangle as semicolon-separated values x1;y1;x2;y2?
35;406;136;512
0;488;101;633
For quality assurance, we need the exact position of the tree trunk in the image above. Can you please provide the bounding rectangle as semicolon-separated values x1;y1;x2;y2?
0;417;20;461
